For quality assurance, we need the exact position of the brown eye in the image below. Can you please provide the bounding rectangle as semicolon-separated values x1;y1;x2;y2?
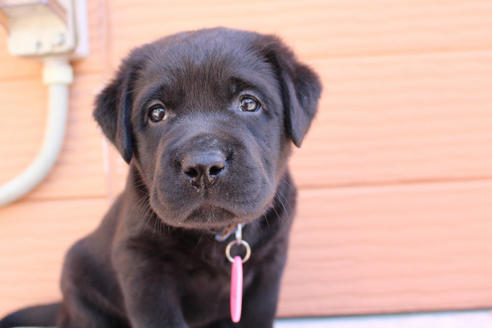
239;96;261;112
148;104;167;122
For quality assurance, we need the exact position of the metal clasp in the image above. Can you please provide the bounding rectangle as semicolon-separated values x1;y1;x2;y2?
225;224;251;263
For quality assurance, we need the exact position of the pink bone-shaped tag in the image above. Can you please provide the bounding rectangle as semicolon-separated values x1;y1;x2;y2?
230;255;243;323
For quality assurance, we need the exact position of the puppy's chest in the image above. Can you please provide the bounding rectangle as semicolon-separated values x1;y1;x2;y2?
180;262;255;325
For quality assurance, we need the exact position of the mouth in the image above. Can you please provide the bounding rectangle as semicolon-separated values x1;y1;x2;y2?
151;179;274;230
151;195;246;229
184;204;237;228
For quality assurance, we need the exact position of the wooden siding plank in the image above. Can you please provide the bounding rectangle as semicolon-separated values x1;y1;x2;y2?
1;181;491;317
291;51;492;187
0;198;108;317
107;0;492;65
278;181;492;316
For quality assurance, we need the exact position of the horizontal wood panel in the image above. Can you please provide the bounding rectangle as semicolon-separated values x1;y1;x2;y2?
0;78;46;174
0;74;109;200
291;51;492;187
278;181;492;316
107;0;492;66
0;198;109;317
1;181;491;317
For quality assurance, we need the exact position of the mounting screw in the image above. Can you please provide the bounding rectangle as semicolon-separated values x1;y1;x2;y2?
53;33;65;47
35;40;42;53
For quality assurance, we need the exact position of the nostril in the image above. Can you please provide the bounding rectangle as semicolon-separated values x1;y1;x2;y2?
181;150;227;187
184;167;198;179
209;165;224;178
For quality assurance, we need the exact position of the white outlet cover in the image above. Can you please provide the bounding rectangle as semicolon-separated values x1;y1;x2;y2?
3;0;88;59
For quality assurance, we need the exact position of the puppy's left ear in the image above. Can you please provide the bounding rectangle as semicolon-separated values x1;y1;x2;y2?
259;35;322;147
93;57;141;163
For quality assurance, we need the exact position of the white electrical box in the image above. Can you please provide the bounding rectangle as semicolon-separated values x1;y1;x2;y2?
0;0;88;59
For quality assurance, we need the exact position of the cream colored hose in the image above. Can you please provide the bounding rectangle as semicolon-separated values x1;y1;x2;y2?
0;56;73;206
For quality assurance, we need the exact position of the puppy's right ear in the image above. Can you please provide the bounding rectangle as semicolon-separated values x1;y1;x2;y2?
93;58;141;163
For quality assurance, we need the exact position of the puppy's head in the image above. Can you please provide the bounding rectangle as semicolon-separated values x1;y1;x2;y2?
94;28;321;229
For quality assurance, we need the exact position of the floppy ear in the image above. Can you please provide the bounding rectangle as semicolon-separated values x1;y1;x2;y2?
93;58;141;163
259;35;322;147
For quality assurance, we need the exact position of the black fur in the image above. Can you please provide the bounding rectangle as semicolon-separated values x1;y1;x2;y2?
1;27;321;328
0;303;60;327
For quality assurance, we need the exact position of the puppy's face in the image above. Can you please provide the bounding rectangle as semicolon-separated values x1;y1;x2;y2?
94;28;321;229
134;46;286;229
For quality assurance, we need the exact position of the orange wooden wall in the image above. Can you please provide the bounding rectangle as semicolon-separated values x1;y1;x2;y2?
1;0;492;318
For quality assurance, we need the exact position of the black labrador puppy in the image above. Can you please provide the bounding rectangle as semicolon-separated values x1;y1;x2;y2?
0;27;321;328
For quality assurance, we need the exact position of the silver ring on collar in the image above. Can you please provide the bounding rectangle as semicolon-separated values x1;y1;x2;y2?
225;239;251;263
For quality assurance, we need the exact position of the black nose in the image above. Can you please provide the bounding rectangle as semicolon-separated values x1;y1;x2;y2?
182;151;226;188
